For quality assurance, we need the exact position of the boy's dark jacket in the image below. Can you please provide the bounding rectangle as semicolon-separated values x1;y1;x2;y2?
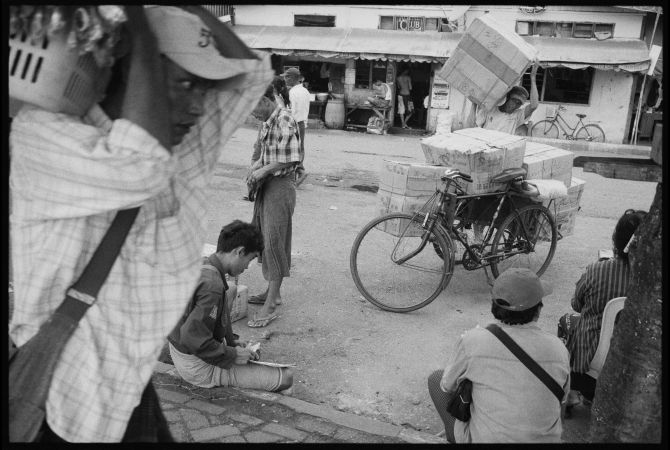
168;254;238;368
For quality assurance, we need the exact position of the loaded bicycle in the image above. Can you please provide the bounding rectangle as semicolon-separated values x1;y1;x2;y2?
530;105;605;142
349;167;558;313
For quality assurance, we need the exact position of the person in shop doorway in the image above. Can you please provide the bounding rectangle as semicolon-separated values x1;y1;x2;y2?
319;62;330;92
397;68;413;129
366;79;392;108
467;62;539;135
281;67;310;187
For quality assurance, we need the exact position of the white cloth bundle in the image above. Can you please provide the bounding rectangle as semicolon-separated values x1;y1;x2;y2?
525;179;568;201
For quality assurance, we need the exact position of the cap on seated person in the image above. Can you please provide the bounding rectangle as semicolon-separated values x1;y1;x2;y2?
144;6;249;81
492;268;552;311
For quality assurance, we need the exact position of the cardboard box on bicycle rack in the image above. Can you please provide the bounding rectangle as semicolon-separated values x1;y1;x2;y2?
543;176;586;211
378;160;448;197
522;141;575;187
554;205;580;238
420;127;526;195
437;15;538;112
377;189;429;237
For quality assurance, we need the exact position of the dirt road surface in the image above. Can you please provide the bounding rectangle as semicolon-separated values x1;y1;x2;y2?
200;125;656;437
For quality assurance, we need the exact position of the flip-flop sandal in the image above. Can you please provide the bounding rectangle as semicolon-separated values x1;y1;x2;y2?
247;313;279;328
248;295;282;305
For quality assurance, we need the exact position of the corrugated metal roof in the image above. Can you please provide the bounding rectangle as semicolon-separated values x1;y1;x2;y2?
524;36;651;66
234;25;651;70
233;25;460;62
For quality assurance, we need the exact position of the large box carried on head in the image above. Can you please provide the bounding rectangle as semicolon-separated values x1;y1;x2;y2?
420;128;526;194
438;15;538;112
523;141;575;187
378;160;448;196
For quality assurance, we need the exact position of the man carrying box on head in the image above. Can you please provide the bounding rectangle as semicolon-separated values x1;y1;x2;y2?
466;62;540;135
10;5;272;442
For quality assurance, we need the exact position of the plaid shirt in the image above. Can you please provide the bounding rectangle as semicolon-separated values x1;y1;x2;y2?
258;106;303;178
9;56;273;442
568;258;631;373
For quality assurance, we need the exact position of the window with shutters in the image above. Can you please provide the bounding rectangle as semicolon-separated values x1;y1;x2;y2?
521;66;594;105
516;20;614;38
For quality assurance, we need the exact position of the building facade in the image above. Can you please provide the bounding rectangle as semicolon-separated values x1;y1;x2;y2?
231;4;655;143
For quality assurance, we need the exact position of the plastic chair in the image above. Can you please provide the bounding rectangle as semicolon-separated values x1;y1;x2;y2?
586;297;626;380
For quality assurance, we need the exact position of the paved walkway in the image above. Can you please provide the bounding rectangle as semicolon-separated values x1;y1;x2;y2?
153;362;444;444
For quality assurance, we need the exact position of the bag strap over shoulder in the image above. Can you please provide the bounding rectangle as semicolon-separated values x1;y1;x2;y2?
485;324;564;402
58;207;140;322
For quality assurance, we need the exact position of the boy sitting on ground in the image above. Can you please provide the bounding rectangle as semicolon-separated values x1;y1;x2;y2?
168;220;294;392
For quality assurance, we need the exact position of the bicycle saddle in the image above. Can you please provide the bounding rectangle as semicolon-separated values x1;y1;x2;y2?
576;113;586;118
490;167;527;184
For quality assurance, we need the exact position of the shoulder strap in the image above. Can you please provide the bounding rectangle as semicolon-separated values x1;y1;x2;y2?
56;207;140;322
485;324;564;402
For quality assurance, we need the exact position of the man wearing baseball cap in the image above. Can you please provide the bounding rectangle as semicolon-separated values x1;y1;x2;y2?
466;62;540;135
10;5;272;442
427;268;570;443
280;66;310;186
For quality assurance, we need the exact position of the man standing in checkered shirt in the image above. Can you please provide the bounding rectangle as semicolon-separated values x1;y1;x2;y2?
9;6;272;442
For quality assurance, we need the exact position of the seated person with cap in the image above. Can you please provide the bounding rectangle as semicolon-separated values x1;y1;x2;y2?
427;268;570;443
466;62;539;135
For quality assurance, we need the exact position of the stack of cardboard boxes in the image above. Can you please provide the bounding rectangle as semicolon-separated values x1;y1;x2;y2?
376;132;583;237
375;14;584;238
376;160;447;236
521;141;584;237
421;128;526;194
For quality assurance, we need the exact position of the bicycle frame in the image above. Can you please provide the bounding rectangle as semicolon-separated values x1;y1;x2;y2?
549;109;586;139
413;177;543;269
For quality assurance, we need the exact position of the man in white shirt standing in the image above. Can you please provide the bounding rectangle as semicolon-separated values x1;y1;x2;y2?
282;67;310;186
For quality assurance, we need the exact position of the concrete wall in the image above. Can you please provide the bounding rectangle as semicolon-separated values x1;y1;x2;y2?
440;69;635;143
464;5;645;38
234;5;466;28
235;5;645;38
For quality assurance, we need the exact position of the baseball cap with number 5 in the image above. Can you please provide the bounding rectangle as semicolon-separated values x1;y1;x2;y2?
144;6;249;81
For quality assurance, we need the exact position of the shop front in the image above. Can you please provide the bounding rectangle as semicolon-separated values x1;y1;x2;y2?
233;25;458;132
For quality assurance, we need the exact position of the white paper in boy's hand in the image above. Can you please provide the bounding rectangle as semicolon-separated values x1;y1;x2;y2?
249;360;297;368
247;342;261;353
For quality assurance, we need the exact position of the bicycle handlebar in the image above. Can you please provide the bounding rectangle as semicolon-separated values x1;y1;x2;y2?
442;169;472;183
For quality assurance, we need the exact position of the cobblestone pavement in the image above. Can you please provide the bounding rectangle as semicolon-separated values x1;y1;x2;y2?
153;362;444;444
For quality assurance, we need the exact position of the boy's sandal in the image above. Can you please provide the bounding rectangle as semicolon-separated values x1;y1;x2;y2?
248;294;282;305
247;313;279;328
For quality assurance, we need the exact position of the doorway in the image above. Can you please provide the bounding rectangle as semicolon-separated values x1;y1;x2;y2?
394;62;431;130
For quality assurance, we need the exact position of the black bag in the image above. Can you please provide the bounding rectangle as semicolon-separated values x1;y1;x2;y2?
9;207;139;442
446;378;473;422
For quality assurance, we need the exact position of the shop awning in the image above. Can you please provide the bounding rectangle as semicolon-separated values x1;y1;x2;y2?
233;25;461;63
524;36;651;72
233;25;651;71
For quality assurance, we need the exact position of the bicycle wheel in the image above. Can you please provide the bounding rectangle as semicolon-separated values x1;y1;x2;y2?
530;120;559;139
575;124;606;142
489;204;557;278
350;213;454;312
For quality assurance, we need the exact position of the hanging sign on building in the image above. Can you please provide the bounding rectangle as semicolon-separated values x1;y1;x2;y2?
395;16;424;32
345;68;356;85
386;63;395;84
431;76;451;109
